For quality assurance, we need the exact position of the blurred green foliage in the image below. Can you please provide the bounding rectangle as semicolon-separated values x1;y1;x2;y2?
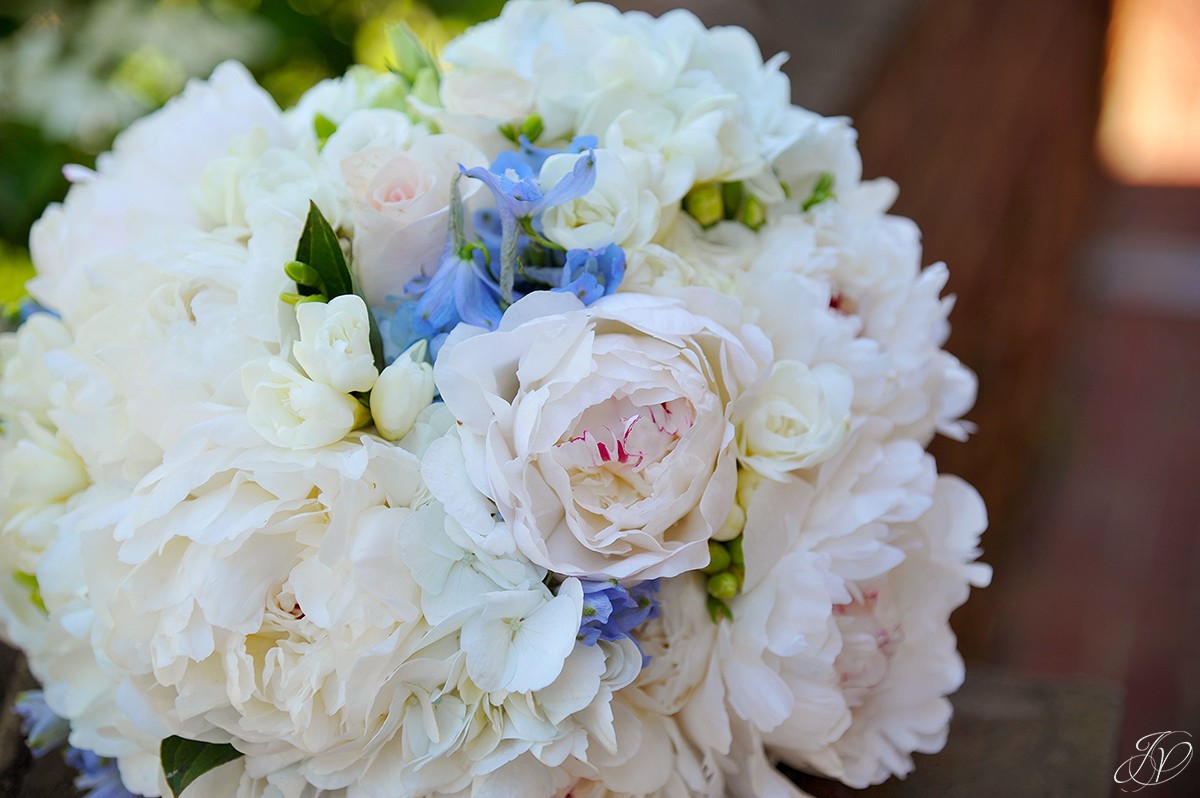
0;0;507;296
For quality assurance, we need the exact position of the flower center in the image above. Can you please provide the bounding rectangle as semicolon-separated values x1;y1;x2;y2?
832;586;902;706
553;396;696;510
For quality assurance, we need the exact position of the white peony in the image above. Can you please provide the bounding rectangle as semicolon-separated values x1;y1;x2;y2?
436;290;771;580
0;313;73;423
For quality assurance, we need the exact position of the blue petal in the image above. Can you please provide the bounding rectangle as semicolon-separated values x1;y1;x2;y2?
534;150;597;214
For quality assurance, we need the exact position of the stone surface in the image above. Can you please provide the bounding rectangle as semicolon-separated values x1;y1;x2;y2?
786;665;1125;797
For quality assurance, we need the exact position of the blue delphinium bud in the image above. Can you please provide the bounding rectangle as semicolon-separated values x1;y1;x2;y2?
555;245;626;304
578;579;660;666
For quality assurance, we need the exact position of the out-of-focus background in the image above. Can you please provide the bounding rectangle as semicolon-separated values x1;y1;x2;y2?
1;0;1197;796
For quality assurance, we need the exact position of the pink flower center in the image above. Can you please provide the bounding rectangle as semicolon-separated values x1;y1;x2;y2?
556;397;695;472
833;586;902;705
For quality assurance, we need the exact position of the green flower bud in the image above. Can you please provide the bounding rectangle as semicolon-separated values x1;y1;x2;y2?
721;181;745;219
387;21;437;85
703;540;732;574
520;114;544;143
707;595;733;623
728;535;744;566
739;195;767;231
707;571;739;601
684;183;724;228
498;122;520;144
284;260;322;289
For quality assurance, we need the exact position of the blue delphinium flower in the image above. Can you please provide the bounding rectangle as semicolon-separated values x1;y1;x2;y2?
403;170;506;344
461;147;597;301
407;245;504;337
555;244;626;304
373;297;422;366
515;134;598;173
578;579;660;665
14;690;69;758
66;747;140;798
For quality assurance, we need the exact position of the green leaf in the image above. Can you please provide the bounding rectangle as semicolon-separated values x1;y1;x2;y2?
161;736;243;797
294;202;354;300
352;269;387;374
313;113;337;150
802;172;836;212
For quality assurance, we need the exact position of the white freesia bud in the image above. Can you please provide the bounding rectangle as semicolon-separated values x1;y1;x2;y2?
370;340;435;441
293;294;379;393
738;360;853;480
243;358;369;450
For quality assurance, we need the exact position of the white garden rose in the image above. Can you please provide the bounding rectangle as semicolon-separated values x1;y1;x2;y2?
539;149;661;251
292;294;378;393
435;290;771;580
737;360;853;480
342;134;487;305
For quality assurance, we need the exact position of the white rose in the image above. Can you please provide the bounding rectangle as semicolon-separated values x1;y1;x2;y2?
436;290;771;580
292;294;379;393
341;134;487;305
370;340;435;441
539;149;661;251
242;357;368;449
319;108;416;169
738;360;853;480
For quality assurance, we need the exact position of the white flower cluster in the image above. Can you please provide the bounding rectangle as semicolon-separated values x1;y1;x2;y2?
0;2;989;797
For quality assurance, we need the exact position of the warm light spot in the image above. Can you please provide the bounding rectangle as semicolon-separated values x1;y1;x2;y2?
1098;0;1200;185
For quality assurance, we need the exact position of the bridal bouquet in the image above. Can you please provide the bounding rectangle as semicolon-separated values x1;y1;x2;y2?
0;2;990;797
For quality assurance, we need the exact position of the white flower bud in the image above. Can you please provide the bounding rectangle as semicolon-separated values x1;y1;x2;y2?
243;358;369;449
292;294;379;394
370;340;435;441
